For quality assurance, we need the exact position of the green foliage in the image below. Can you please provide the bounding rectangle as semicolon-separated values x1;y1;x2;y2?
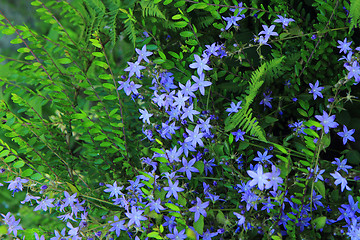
349;0;360;31
225;57;285;140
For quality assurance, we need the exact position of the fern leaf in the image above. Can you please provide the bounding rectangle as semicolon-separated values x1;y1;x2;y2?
140;0;166;20
225;57;285;141
349;0;360;31
124;20;137;47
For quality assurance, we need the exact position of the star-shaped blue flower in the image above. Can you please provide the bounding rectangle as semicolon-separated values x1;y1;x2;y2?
315;110;339;134
337;125;355;145
309;80;324;100
189;197;209;222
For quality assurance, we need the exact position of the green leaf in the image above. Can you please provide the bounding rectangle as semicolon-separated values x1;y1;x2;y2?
31;173;43;181
314;181;326;198
180;31;194;37
103;83;115;90
13;160;25;168
216;211;226;224
229;133;234;144
94;61;109;69
10;38;22;44
2;27;16;35
194;161;204;175
147;231;162;239
72;113;87;119
92;52;104;57
17;47;31;53
58;58;72;64
165;203;180;212
174;21;188;28
194;215;204;234
99;74;112;80
0;150;10;158
312;216;326;229
21;169;33;177
151;148;164;154
4;155;16;163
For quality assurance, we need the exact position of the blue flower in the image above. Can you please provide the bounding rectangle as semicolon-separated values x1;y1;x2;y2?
231;129;245;142
315;110;339;134
273;15;295;29
247;164;271;190
331;158;352;173
226;101;242;116
260;92;273;109
189;197;209;222
139;108;153;124
109;215;127;237
330;171;351;192
189;54;212;76
135;44;153;63
125;206;147;228
309;80;324;100
253;150;273;164
337;38;352;54
258;25;278;41
337;125;355;145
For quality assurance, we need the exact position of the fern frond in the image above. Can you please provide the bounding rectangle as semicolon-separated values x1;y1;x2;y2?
124;20;137;47
140;0;166;20
225;56;285;141
195;16;215;29
349;0;360;31
103;0;121;45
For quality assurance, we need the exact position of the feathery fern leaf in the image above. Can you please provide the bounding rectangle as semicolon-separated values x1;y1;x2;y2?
140;0;166;20
225;57;285;141
349;0;360;31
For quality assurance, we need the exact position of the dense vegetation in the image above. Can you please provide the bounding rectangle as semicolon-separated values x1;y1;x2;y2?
0;0;360;239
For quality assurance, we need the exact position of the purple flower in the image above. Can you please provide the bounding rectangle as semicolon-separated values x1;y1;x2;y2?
125;206;147;228
231;129;245;142
337;125;355;145
273;15;295;28
147;199;165;213
226;101;242;116
124;61;146;78
253;150;273;164
139;108;153;124
6;177;28;195
34;197;55;212
309;80;324;100
135;44;152;63
344;60;360;83
104;181;124;199
247;164;270;190
166;228;187;239
258;25;278;41
179;80;197;98
185;125;204;148
337;38;352;54
181;104;200;122
164;180;184;200
189;54;212;76
189;197;209;222
109;215;127;237
315;110;339;134
233;212;245;227
1;212;23;237
330;171;351;192
260;92;273;109
192;74;212;95
222;15;244;30
178;157;199;180
331;158;352;173
266;165;283;191
261;197;275;213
